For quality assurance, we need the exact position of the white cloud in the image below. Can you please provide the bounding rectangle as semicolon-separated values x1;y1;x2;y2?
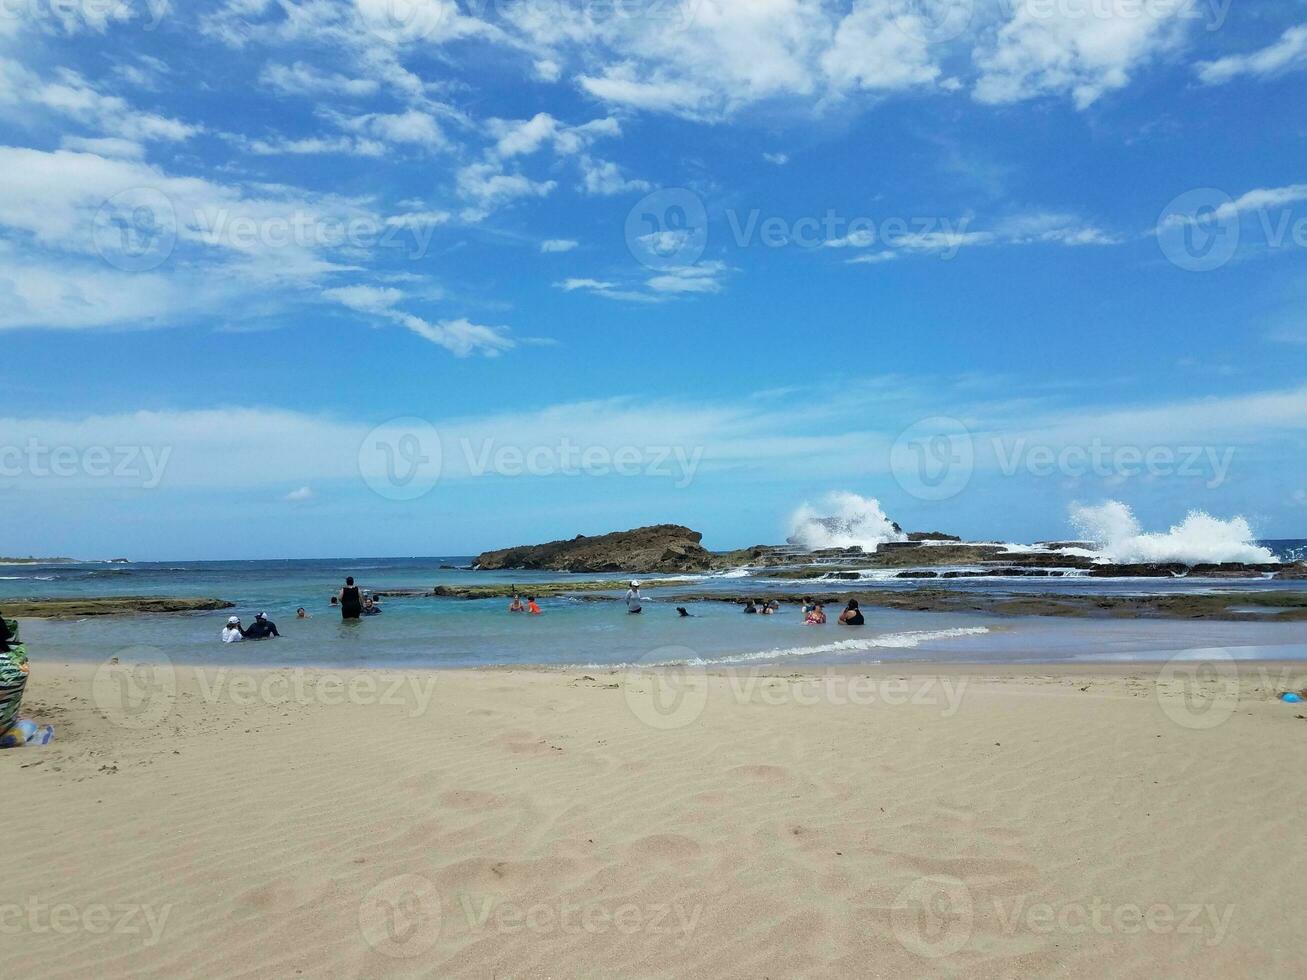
385;210;451;228
827;211;1119;261
646;261;727;294
324;284;515;356
239;134;387;156
534;58;562;82
0;59;199;142
763;152;789;165
540;239;579;253
0;146;516;353
340;109;446;148
6;382;1307;493
821;0;941;92
557;261;727;301
578;156;651;196
261;62;381;97
59;136;145;159
283;486;314;502
973;1;1191;108
457;162;556;221
491;112;560;157
1197;24;1307;85
557;277;617;292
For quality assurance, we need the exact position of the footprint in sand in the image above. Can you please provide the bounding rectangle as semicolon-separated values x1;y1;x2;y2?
235;876;331;916
627;833;701;863
729;764;791;782
438;789;506;810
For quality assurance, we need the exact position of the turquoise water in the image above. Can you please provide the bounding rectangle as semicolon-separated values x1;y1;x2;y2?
4;549;1307;668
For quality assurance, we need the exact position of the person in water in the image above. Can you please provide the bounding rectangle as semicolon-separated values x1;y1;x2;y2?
743;600;758;614
625;581;643;615
676;607;692;617
245;612;280;638
838;599;864;626
330;596;338;607
296;607;308;619
805;602;827;625
362;597;382;616
222;616;246;643
527;597;542;615
508;595;525;613
339;577;362;620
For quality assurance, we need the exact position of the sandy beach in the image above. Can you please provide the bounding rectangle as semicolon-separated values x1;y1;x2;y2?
2;657;1304;978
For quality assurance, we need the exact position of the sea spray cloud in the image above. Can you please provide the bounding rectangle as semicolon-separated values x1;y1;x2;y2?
1069;500;1275;564
788;492;908;551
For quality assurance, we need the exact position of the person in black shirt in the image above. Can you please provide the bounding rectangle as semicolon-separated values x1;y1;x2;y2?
339;577;362;619
245;612;280;639
838;599;865;626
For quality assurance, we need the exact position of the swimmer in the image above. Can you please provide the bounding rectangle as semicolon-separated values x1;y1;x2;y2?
838;600;864;626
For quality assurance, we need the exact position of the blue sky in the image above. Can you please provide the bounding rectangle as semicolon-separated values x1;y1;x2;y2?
1;0;1306;559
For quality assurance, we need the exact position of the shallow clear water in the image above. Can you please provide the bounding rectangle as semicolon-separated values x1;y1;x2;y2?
4;547;1306;669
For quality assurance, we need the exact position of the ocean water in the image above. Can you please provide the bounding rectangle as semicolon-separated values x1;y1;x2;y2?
4;542;1306;669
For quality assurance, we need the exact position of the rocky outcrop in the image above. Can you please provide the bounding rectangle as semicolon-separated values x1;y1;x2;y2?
4;597;233;618
474;524;1300;578
474;525;715;573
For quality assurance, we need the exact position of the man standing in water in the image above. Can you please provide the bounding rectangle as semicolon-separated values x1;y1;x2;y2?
625;581;643;615
339;577;362;620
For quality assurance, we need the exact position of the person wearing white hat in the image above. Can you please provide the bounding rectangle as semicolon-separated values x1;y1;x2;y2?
245;611;280;639
221;616;246;643
625;581;643;615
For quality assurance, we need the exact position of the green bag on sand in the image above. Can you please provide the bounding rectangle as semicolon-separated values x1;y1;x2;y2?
0;618;29;736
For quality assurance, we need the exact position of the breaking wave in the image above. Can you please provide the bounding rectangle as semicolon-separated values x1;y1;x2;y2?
1069;500;1276;565
788;492;907;552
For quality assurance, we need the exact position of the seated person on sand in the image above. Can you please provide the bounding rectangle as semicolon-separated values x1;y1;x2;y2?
805;603;827;625
245;612;280;639
361;597;382;616
508;594;525;613
838;600;864;626
0;610;47;748
222;616;246;642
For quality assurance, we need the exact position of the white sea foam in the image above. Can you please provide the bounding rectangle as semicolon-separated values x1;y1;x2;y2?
1069;500;1276;565
788;492;907;552
604;627;991;668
